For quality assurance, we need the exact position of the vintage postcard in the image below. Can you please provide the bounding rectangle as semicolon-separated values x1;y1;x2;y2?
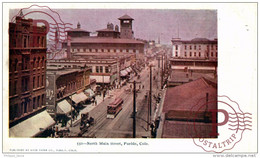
2;2;257;157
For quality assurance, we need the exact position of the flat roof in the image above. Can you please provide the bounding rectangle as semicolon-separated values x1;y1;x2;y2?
67;37;144;44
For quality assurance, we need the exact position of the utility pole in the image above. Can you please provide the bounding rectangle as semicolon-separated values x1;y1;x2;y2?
102;73;104;101
133;80;136;138
148;64;154;128
161;54;164;89
129;80;141;138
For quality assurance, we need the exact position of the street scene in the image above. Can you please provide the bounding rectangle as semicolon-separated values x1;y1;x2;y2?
8;7;218;138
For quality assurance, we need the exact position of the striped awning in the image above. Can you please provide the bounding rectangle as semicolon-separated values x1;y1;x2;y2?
120;70;128;77
126;67;132;73
85;89;95;98
71;92;88;104
57;100;74;115
9;110;55;137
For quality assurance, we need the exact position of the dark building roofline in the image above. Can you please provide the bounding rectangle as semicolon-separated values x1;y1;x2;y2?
96;28;119;33
172;38;217;44
65;37;144;44
118;14;134;20
66;28;91;33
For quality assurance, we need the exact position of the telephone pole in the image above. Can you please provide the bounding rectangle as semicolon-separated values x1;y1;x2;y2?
161;54;164;89
129;80;141;138
148;64;154;128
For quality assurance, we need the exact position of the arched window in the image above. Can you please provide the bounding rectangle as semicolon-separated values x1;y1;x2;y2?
42;56;44;68
38;57;40;68
33;57;36;68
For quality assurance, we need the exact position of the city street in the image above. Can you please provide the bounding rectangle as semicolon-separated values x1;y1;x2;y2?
68;59;163;138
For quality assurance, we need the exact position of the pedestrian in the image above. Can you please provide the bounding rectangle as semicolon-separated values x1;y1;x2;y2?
95;100;97;106
142;85;144;89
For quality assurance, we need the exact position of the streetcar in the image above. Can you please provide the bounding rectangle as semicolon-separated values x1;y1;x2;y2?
107;98;123;119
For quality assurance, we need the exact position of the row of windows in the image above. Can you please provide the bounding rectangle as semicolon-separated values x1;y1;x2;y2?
10;75;45;96
72;48;137;53
95;66;110;73
9;94;45;121
180;44;217;50
57;79;84;99
175;51;218;57
9;56;45;72
33;75;45;89
10;34;46;48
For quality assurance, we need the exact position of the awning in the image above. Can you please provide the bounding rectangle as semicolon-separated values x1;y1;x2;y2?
85;89;95;98
126;67;132;73
71;92;88;104
120;70;128;77
57;100;74;115
9;110;55;137
77;92;88;101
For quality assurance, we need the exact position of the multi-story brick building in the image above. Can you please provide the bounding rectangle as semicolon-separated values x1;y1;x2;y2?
46;65;92;118
46;53;134;87
9;16;55;137
171;38;218;60
62;14;144;62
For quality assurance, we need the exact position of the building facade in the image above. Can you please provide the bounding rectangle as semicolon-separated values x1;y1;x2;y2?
46;65;92;118
9;16;55;137
62;14;144;61
171;38;218;60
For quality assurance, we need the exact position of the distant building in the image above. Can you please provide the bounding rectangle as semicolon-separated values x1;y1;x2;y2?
66;22;91;38
118;14;134;39
158;77;217;138
96;23;120;38
9;16;55;137
46;54;135;88
62;14;144;60
171;38;218;60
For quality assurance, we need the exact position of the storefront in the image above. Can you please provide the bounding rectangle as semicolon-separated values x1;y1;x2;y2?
9;110;55;137
56;99;75;127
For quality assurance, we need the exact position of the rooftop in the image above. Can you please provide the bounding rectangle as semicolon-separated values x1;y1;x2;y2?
96;28;119;32
171;38;217;44
66;28;90;33
163;77;217;113
162;120;216;138
118;14;134;20
67;37;144;44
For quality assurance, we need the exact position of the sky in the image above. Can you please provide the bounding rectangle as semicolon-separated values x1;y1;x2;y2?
9;9;217;44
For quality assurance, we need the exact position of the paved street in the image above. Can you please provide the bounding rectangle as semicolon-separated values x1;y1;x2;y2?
68;59;163;138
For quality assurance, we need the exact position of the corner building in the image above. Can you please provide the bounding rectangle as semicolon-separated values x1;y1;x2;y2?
9;16;55;137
